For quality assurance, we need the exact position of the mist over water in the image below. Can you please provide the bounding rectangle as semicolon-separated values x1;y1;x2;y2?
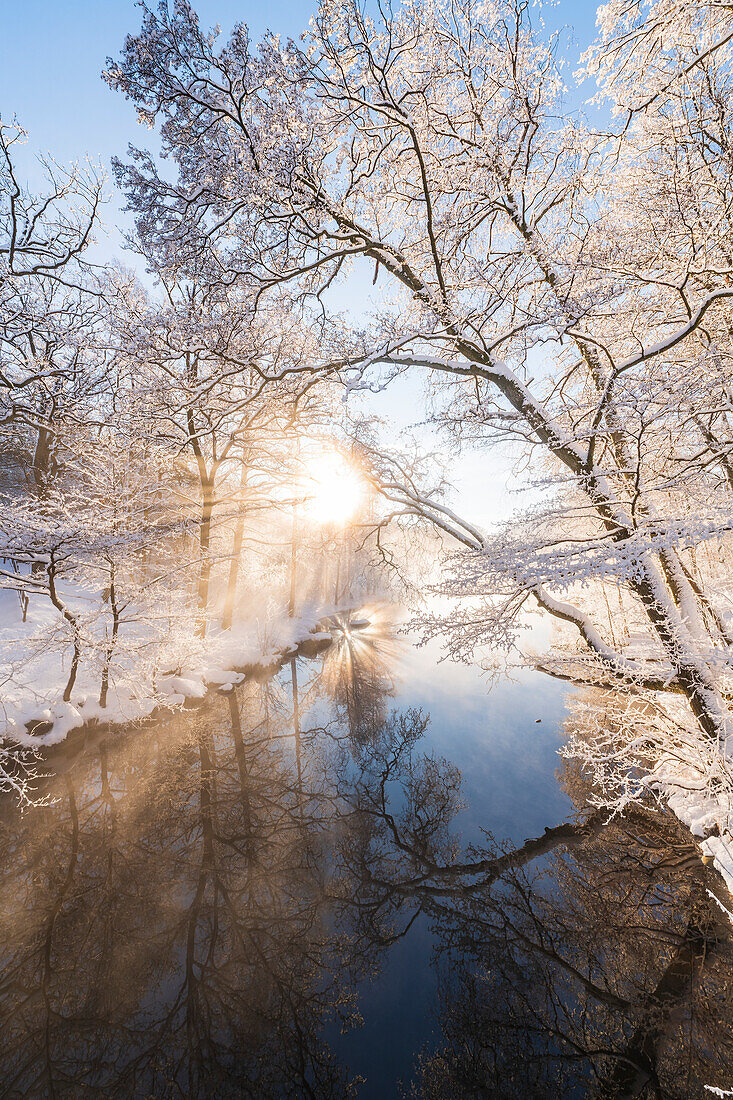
0;612;730;1098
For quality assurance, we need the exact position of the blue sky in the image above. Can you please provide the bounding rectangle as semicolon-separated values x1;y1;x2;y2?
0;1;312;162
0;0;601;527
0;0;600;178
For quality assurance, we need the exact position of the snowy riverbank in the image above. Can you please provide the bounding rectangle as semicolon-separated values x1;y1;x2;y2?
3;581;733;905
0;591;340;752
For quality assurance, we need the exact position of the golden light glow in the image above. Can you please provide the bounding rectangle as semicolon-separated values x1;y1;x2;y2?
304;453;364;526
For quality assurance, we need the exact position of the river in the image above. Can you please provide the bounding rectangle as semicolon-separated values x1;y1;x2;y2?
0;609;731;1097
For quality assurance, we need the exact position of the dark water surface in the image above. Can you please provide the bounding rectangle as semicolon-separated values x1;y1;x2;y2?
1;612;732;1098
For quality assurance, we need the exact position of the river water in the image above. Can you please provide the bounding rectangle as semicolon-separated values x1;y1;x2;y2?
0;609;731;1098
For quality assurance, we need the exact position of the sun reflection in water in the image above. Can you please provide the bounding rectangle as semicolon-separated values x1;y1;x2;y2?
320;605;404;743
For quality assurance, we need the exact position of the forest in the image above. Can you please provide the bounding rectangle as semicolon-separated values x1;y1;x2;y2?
2;0;733;1095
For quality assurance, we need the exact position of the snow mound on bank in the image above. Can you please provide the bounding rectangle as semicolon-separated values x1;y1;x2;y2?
0;603;342;749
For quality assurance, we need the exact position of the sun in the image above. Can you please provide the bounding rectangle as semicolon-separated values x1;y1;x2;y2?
304;453;364;526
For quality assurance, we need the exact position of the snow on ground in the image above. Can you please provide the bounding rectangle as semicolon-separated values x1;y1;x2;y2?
665;771;733;896
639;719;733;897
0;583;341;750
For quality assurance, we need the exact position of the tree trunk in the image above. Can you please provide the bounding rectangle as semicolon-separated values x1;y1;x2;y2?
99;560;120;709
47;551;81;704
288;506;298;619
32;423;53;493
222;464;248;631
196;477;215;638
633;553;729;742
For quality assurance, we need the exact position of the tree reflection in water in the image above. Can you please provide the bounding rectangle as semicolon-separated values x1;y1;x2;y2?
0;619;731;1098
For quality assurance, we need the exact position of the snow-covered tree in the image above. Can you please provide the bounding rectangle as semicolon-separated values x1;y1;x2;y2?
105;0;733;758
0;118;106;491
